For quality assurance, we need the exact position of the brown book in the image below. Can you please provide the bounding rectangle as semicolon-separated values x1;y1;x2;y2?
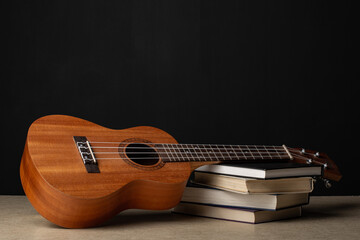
173;203;302;224
192;171;314;194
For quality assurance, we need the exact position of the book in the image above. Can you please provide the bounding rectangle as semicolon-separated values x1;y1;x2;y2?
195;162;322;179
173;203;301;224
192;172;314;194
181;187;309;210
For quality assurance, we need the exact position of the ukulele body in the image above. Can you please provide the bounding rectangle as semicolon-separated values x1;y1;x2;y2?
20;115;194;228
20;115;341;228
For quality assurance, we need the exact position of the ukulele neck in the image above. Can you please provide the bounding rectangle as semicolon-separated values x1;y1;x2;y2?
156;144;293;162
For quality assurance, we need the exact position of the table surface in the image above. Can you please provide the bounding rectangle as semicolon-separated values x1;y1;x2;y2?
0;195;359;240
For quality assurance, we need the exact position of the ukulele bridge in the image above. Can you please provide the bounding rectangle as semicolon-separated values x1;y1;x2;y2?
73;136;100;173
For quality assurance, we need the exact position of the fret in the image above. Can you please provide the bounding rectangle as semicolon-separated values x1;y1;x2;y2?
229;145;239;160
198;145;211;160
254;145;264;159
174;144;186;161
164;144;176;162
180;144;188;161
214;145;225;160
271;146;286;159
236;145;247;160
167;144;178;162
160;144;290;162
170;144;178;161
263;145;272;159
197;144;206;161
183;144;193;161
166;144;177;162
158;144;172;162
206;145;219;161
193;145;206;161
184;144;196;161
190;144;201;161
196;145;204;159
188;144;198;161
221;145;232;160
269;146;282;159
185;144;195;161
171;144;182;162
273;146;282;159
246;145;256;159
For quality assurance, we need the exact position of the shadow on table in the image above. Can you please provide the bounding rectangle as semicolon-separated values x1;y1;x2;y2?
100;210;195;228
44;198;360;229
301;201;359;220
43;210;193;229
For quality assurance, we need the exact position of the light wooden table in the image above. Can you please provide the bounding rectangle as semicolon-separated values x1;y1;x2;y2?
0;196;359;240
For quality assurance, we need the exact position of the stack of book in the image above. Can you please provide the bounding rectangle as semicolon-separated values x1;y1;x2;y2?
173;162;322;223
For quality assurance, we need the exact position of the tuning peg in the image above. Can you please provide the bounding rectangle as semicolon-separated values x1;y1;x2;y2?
323;163;328;168
323;179;332;188
301;149;306;154
306;158;312;164
315;152;320;157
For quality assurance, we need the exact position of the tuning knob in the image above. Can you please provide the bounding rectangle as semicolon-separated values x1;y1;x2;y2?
315;152;320;157
301;149;306;154
306;159;312;164
323;179;332;188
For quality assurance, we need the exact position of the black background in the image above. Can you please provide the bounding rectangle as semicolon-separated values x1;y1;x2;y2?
3;0;359;195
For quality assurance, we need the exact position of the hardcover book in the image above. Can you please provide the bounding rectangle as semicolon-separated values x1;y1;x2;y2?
181;186;309;210
192;172;314;194
195;162;322;179
173;203;302;224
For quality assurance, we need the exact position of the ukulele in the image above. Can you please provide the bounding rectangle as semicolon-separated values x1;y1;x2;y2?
20;115;342;228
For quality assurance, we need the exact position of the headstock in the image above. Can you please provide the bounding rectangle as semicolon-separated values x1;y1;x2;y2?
287;147;342;185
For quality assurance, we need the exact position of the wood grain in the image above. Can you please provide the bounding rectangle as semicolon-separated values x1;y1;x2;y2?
20;115;213;228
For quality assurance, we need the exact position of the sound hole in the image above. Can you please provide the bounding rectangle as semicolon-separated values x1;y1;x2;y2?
125;143;159;166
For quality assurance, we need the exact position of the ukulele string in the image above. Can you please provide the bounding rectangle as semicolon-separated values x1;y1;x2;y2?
88;141;287;149
89;145;286;150
94;156;291;160
89;146;286;152
95;154;327;166
288;151;328;166
287;150;315;160
92;148;326;166
93;154;291;161
91;144;290;160
86;142;320;163
91;142;287;157
288;152;316;161
91;149;289;156
93;151;291;160
92;151;290;155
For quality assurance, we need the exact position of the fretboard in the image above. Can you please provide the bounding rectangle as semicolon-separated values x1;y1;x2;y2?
155;144;291;162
